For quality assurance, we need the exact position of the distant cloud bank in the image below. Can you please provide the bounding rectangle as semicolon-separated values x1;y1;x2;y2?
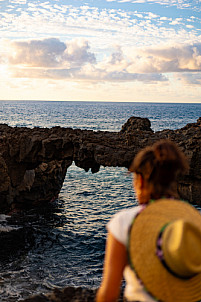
1;37;201;85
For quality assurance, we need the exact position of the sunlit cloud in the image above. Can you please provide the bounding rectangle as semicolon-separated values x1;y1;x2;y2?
6;38;95;68
0;0;201;101
8;38;66;67
126;43;201;73
1;37;200;85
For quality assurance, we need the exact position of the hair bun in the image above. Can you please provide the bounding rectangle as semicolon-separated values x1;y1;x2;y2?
154;141;177;163
153;140;188;173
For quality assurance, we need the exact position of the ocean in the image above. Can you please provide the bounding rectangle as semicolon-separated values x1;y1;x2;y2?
0;101;201;301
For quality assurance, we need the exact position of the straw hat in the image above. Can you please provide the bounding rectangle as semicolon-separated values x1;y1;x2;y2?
128;199;201;302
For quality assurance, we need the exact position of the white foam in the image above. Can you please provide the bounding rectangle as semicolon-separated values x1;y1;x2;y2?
0;225;20;232
0;214;10;222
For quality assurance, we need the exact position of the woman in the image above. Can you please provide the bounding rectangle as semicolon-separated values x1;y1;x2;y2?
96;139;201;302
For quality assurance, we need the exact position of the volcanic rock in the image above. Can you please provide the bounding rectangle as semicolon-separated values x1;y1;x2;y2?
0;116;201;212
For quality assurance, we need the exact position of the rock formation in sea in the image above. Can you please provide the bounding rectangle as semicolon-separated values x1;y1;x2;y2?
22;287;98;302
22;287;124;302
0;116;201;213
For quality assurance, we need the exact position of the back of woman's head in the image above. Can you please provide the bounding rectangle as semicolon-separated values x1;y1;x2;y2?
129;139;189;199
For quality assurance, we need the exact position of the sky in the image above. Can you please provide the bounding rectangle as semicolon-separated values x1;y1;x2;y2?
0;0;201;102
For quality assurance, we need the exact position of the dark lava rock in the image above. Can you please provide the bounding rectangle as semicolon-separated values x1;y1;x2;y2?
22;286;124;302
0;116;201;211
120;116;153;133
22;287;97;302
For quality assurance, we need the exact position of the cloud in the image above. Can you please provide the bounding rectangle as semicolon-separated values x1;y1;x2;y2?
7;38;96;68
170;18;183;25
102;71;168;82
9;38;66;67
9;0;27;3
178;72;201;85
63;40;96;67
11;65;168;83
101;46;129;72
105;0;201;11
0;0;200;55
1;38;201;85
126;43;201;73
11;67;79;80
186;25;194;29
146;12;159;19
1;37;164;83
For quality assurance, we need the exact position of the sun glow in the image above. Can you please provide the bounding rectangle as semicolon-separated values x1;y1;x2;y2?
0;64;10;78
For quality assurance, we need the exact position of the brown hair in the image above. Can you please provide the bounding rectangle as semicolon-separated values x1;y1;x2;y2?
129;139;189;199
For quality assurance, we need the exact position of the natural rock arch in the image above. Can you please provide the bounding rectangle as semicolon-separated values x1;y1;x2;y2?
0;116;201;212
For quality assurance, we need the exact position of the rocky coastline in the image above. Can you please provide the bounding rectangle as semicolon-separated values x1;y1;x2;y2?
0;116;201;213
1;117;201;302
22;287;98;302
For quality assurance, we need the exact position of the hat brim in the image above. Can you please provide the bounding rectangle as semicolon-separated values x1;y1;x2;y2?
128;199;201;302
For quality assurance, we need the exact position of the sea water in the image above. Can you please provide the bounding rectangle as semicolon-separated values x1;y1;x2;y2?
0;101;201;301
